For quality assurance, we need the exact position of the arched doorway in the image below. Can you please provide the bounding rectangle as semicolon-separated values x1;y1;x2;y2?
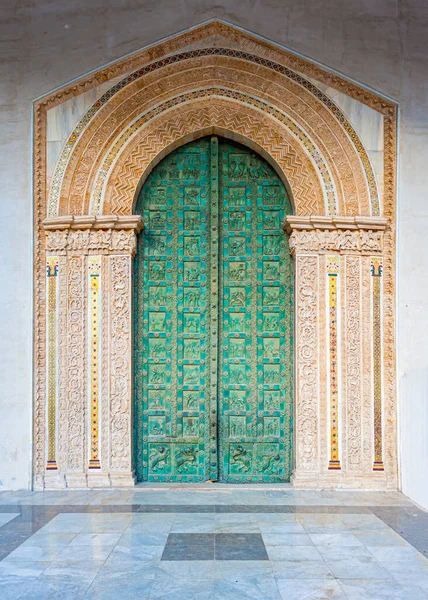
134;136;293;482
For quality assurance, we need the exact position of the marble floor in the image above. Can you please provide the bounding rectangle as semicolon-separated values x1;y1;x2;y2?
0;487;427;599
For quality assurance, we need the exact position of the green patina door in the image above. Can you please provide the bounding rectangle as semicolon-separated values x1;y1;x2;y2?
134;136;293;482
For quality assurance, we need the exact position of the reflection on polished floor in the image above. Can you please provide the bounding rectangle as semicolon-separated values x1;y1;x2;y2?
0;487;427;599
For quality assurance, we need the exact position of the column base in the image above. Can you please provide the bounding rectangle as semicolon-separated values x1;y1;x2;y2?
43;471;66;489
65;473;88;488
87;473;113;488
291;468;395;490
109;471;137;487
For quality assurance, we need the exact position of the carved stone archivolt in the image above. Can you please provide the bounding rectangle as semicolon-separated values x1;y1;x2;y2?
33;21;397;490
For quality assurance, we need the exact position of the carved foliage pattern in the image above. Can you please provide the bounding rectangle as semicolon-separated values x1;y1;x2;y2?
46;229;137;254
296;255;318;471
67;256;86;471
109;256;132;471
289;230;383;254
345;256;362;471
57;255;68;471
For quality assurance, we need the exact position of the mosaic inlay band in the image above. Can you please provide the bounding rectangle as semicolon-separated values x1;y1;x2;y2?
327;256;341;470
371;257;384;471
47;48;379;218
88;257;101;469
46;256;59;470
89;87;338;217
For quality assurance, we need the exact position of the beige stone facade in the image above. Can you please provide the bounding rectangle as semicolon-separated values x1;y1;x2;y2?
33;21;397;490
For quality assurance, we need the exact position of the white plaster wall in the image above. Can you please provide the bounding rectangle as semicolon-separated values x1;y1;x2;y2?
0;1;427;504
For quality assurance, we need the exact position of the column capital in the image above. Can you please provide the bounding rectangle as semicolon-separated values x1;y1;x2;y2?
43;215;143;255
284;216;386;256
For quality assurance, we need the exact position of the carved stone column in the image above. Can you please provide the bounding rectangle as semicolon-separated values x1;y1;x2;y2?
42;215;143;488
285;216;392;489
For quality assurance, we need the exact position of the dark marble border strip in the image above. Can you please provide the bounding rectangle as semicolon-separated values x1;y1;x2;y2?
0;504;370;514
0;504;426;561
0;508;58;561
369;505;428;558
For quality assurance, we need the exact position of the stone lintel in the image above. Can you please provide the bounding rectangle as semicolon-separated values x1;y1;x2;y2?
283;216;388;234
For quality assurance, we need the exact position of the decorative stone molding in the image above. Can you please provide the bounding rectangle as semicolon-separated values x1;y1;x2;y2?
288;228;384;256
43;215;143;255
43;215;143;230
294;255;319;475
284;216;388;233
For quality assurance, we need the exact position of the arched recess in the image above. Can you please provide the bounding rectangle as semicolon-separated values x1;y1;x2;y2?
36;20;397;491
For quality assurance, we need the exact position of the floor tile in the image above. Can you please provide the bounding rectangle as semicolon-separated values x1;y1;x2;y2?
368;545;424;563
259;522;306;534
0;489;426;599
383;558;428;584
157;560;215;580
310;532;364;548
324;556;392;580
83;573;152;599
215;514;259;532
215;573;281;599
67;532;122;546
0;514;19;528
0;559;50;577
170;514;215;533
20;532;76;547
214;544;268;560
272;559;334;579
106;543;164;562
263;533;314;546
354;531;408;547
4;543;64;561
339;578;428;599
214;560;272;580
20;573;94;599
119;531;169;547
215;533;265;547
161;544;214;561
0;574;40;600
167;533;214;546
266;545;324;561
56;544;115;561
96;555;160;580
276;577;348;599
150;572;215;599
81;515;134;533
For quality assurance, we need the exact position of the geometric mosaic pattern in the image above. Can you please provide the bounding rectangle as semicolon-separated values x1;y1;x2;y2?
88;256;101;469
46;256;59;470
327;256;341;470
371;257;384;471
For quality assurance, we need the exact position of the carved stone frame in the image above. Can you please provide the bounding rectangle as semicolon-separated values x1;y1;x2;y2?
33;20;397;489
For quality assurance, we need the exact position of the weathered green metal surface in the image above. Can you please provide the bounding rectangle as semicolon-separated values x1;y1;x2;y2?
218;141;294;482
134;137;293;482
